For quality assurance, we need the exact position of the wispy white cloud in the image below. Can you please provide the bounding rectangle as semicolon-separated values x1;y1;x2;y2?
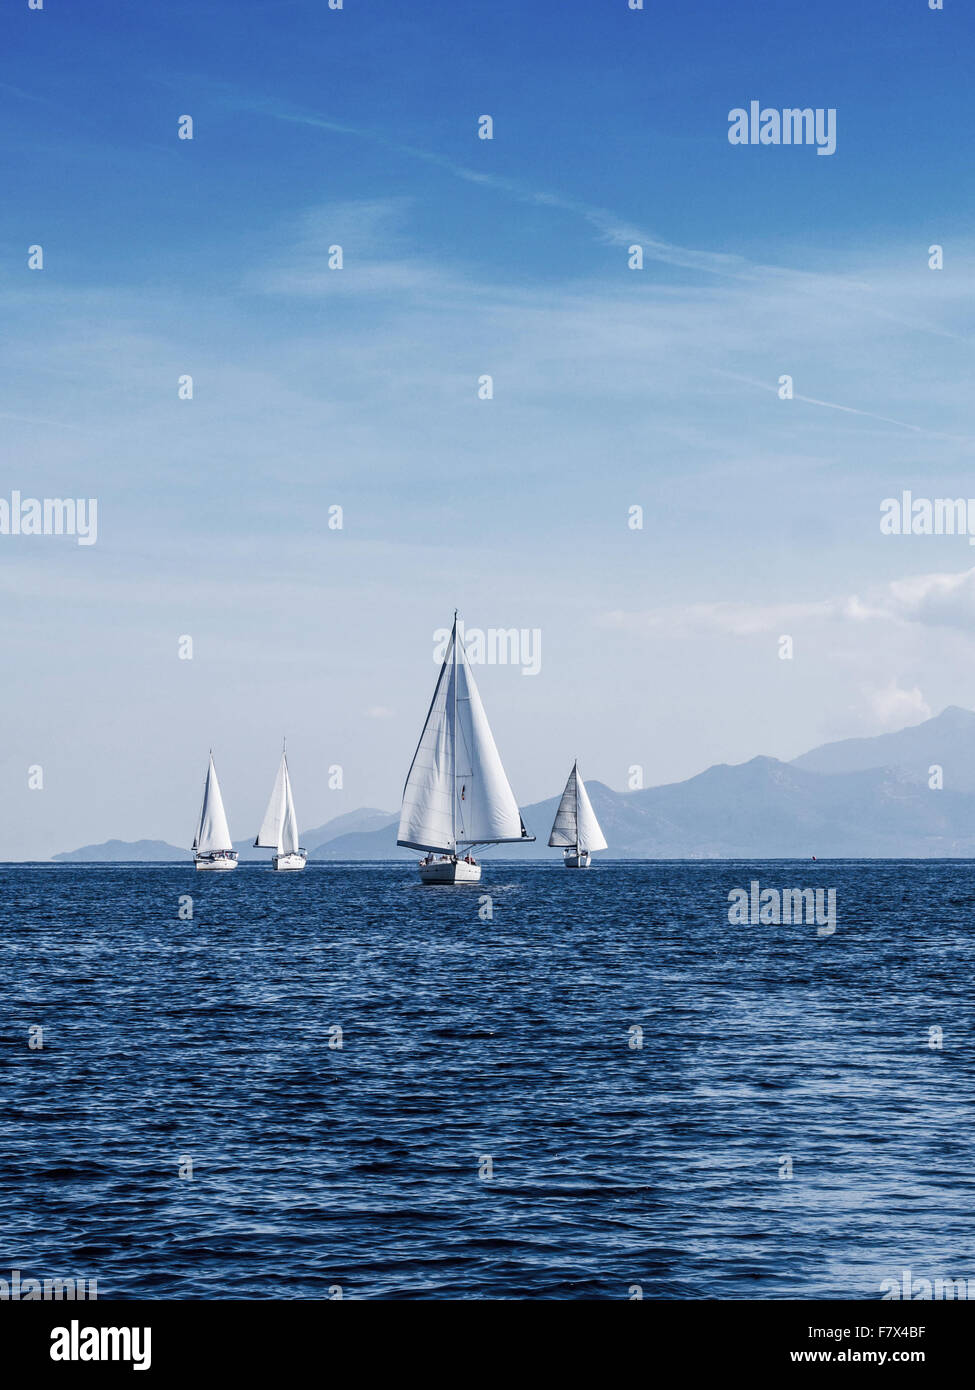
599;598;837;638
247;198;467;299
873;567;975;628
222;91;974;350
225;96;747;280
600;567;975;638
715;370;975;447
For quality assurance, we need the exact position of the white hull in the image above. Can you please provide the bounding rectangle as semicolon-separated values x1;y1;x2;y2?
194;852;238;871
273;852;306;871
418;855;481;884
563;850;592;869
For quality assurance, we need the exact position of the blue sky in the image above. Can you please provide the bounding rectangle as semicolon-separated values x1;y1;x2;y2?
2;0;974;857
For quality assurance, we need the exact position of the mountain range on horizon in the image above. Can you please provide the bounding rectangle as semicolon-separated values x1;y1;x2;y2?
50;706;975;862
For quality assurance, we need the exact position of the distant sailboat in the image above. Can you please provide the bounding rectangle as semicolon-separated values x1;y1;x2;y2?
548;761;607;868
254;745;306;871
398;612;535;883
192;752;238;871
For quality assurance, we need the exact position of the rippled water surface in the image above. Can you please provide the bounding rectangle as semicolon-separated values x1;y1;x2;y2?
2;860;972;1299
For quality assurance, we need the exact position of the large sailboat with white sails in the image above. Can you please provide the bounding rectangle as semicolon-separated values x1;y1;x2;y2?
548;760;607;868
254;745;306;871
192;752;238;871
398;613;535;883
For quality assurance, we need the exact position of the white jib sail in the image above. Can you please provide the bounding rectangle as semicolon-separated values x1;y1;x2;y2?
398;650;456;853
398;617;530;853
194;754;233;853
548;762;607;852
280;761;300;855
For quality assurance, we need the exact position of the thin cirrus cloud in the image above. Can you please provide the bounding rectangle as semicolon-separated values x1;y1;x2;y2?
223;92;749;280
713;370;971;444
224;90;974;354
243;195;971;457
599;566;975;638
246;198;467;299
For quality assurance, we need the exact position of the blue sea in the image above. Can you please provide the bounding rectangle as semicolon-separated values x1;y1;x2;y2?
2;860;972;1301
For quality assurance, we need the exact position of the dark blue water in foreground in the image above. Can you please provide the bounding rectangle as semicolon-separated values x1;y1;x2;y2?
1;860;973;1300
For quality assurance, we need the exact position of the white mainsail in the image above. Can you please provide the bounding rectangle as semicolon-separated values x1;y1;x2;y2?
193;753;234;853
255;750;301;854
548;761;608;852
398;615;532;854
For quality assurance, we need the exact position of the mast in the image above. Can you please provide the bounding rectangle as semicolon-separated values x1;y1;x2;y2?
451;609;458;851
574;758;580;859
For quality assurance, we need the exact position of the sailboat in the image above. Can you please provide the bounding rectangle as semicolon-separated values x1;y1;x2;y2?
192;752;238;871
254;744;307;871
397;612;535;883
548;761;607;868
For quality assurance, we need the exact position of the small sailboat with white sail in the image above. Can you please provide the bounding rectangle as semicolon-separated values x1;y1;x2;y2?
548;761;607;868
254;744;306;871
398;612;535;883
192;752;238;871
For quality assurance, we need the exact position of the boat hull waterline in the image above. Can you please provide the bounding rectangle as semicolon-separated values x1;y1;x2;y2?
194;852;238;872
563;850;592;869
272;852;307;871
419;856;482;884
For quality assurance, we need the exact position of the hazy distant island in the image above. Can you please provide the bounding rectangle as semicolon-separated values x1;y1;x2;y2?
50;707;975;862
